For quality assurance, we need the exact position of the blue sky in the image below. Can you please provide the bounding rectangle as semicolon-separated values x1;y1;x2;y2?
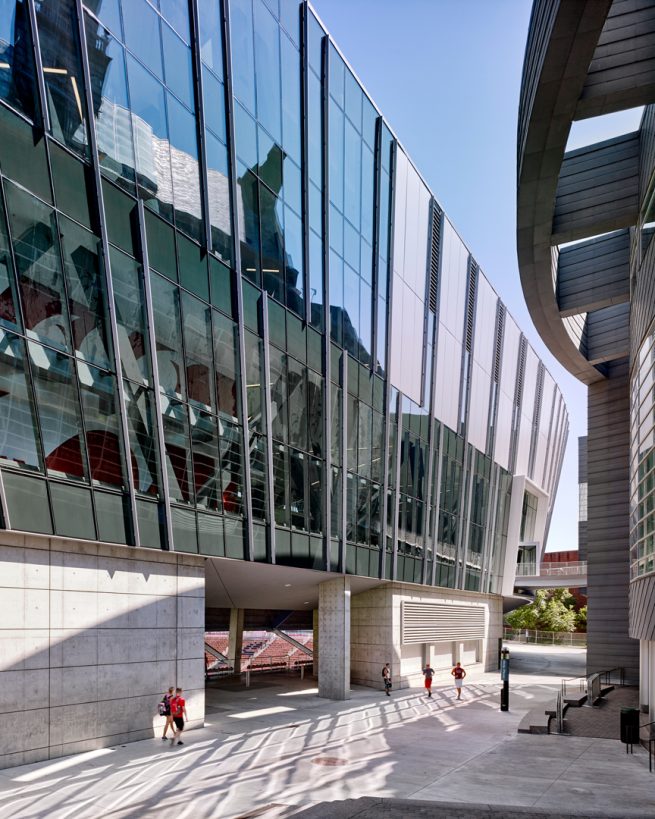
311;0;590;552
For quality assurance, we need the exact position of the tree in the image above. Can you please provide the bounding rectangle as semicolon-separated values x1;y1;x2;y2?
505;588;579;633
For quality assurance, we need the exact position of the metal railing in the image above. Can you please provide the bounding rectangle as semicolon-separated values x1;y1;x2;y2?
561;666;624;699
641;720;655;773
555;690;565;733
503;628;587;647
515;560;587;577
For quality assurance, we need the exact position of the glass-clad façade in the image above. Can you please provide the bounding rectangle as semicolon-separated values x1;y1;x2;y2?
0;0;567;594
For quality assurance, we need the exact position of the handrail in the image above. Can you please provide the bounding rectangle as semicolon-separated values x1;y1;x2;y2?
642;721;655;774
561;666;624;697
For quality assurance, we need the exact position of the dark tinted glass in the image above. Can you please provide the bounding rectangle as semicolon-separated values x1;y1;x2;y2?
167;93;202;240
111;247;150;383
182;291;214;410
50;143;94;229
213;310;239;420
230;0;255;113
253;0;281;143
0;108;51;201
50;482;96;539
123;379;159;495
0;329;41;470
0;196;20;332
77;362;124;488
150;271;185;397
0;0;38;120
190;409;221;512
162;23;193;109
205;132;232;264
122;0;163;79
162;398;192;503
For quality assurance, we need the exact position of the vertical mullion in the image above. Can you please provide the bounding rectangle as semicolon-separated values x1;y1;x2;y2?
26;0;50;132
300;1;311;328
190;0;212;252
340;350;347;572
370;117;381;375
261;294;276;561
223;0;255;560
390;390;402;581
320;29;332;566
76;0;141;546
138;201;175;550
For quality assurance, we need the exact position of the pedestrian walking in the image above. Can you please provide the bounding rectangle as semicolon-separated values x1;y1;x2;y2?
422;662;435;697
451;661;466;699
170;687;188;746
382;662;392;696
158;686;175;740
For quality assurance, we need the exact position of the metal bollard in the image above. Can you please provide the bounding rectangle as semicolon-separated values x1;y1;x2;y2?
246;668;250;688
301;665;304;680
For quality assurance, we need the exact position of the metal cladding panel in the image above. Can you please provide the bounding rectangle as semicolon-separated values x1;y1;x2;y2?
439;219;468;343
534;370;555;487
433;328;461;431
468;361;490;453
467;277;497;452
401;601;486;644
494;313;521;470
516;347;539;476
389;148;430;405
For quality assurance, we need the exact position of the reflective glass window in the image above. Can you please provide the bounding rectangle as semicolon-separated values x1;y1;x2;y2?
205;132;232;264
35;0;89;156
162;23;193;109
213;310;239;420
344;121;360;228
328;100;344;211
162;397;193;503
309;230;323;330
0;195;20;332
202;66;226;142
220;418;243;514
238;167;260;282
190;408;221;512
307;12;322;74
77;361;124;488
102;178;138;254
145;209;176;280
273;442;288;525
280;30;300;164
244;329;263;433
150;272;185;398
110;247;150;384
182;291;214;411
307;370;322;456
198;0;224;78
308;70;322;186
254;0;281;144
250;432;267;520
122;0;163;79
126;55;173;221
6;184;71;353
84;19;136;192
85;0;122;38
0;330;41;470
50;143;94;230
269;346;287;442
123;379;159;495
289;447;306;530
284;205;303;314
279;0;298;44
259;184;284;301
159;0;190;42
167;93;202;241
329;45;344;108
0;107;51;202
60;217;111;369
230;0;255;113
178;235;208;299
0;0;38;120
287;356;306;450
234;102;257;169
29;342;86;480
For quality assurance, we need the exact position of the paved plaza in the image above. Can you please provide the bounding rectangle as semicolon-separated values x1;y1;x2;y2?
1;645;654;818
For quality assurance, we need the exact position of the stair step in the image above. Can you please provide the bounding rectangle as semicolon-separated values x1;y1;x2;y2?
600;685;614;697
517;709;552;735
564;694;587;707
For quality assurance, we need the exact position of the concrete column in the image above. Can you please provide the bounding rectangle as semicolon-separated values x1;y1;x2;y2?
640;640;649;714
318;577;350;700
228;608;244;676
312;608;319;678
587;359;639;682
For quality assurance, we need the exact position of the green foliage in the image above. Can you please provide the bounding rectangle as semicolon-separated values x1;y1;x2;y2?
576;605;587;630
505;588;581;633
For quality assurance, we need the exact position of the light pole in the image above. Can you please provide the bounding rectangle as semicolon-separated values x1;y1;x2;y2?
500;646;510;711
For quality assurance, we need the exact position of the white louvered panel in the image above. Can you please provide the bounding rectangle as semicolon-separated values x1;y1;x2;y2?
401;602;486;644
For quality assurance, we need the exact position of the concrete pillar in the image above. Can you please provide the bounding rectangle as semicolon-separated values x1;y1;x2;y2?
640;639;649;714
587;359;639;682
318;577;350;699
228;608;244;676
312;608;319;678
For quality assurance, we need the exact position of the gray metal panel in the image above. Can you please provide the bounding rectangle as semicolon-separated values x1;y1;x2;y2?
639;105;655;201
630;573;655;640
576;0;655;120
584;302;630;364
557;230;630;316
552;133;640;245
631;226;655;362
586;358;639;681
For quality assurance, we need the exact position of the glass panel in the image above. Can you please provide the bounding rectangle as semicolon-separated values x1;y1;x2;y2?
269;346;287;442
84;19;136;192
198;511;224;555
94;489;128;543
0;107;51;202
159;0;190;42
287;356;306;451
259;184;284;301
3;472;52;532
190;408;221;511
126;55;173;221
244;329;263;433
344;121;360;229
178;235;208;299
102;178;138;254
202;66;226;142
307;370;322;456
250;432;267;520
234;101;257;169
162;22;193;109
122;0;163;79
29;342;86;481
50;482;96;539
172;506;198;552
308;70;321;186
289;447;306;530
209;257;233;316
77;361;124;488
110;247;150;384
0;195;20;332
0;330;41;470
162;397;192;503
237;168;260;282
280;32;300;164
198;0;223;79
254;0;281;143
284;205;303;315
85;0;122;38
35;0;89;156
230;0;255;114
220;418;243;515
123;379;159;495
50;142;94;229
137;497;165;547
213;310;239;420
167;93;202;240
328;100;344;211
145;209;176;280
60;217;111;369
6;184;70;353
150;271;185;398
201;143;227;269
182;291;214;410
0;0;38;120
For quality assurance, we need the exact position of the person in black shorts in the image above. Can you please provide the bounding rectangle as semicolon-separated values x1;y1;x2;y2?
170;687;188;745
382;663;392;696
423;663;435;697
161;686;175;740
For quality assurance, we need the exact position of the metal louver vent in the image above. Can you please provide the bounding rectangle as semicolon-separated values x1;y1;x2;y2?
401;602;486;644
464;259;478;352
533;363;544;431
428;202;442;314
493;304;505;383
514;336;528;409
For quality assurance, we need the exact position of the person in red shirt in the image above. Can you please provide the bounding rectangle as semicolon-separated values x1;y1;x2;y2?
170;688;188;746
451;662;466;700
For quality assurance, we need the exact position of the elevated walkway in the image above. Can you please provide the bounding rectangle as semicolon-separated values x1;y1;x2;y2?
515;561;587;589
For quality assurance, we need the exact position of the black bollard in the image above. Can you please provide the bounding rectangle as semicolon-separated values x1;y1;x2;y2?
500;646;510;711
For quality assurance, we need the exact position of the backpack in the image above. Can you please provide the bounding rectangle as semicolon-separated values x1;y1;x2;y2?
157;700;167;716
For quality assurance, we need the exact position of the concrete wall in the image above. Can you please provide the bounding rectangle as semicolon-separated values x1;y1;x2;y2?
350;582;502;690
0;532;205;769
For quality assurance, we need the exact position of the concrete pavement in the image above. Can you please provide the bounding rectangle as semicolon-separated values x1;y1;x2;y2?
1;644;653;818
